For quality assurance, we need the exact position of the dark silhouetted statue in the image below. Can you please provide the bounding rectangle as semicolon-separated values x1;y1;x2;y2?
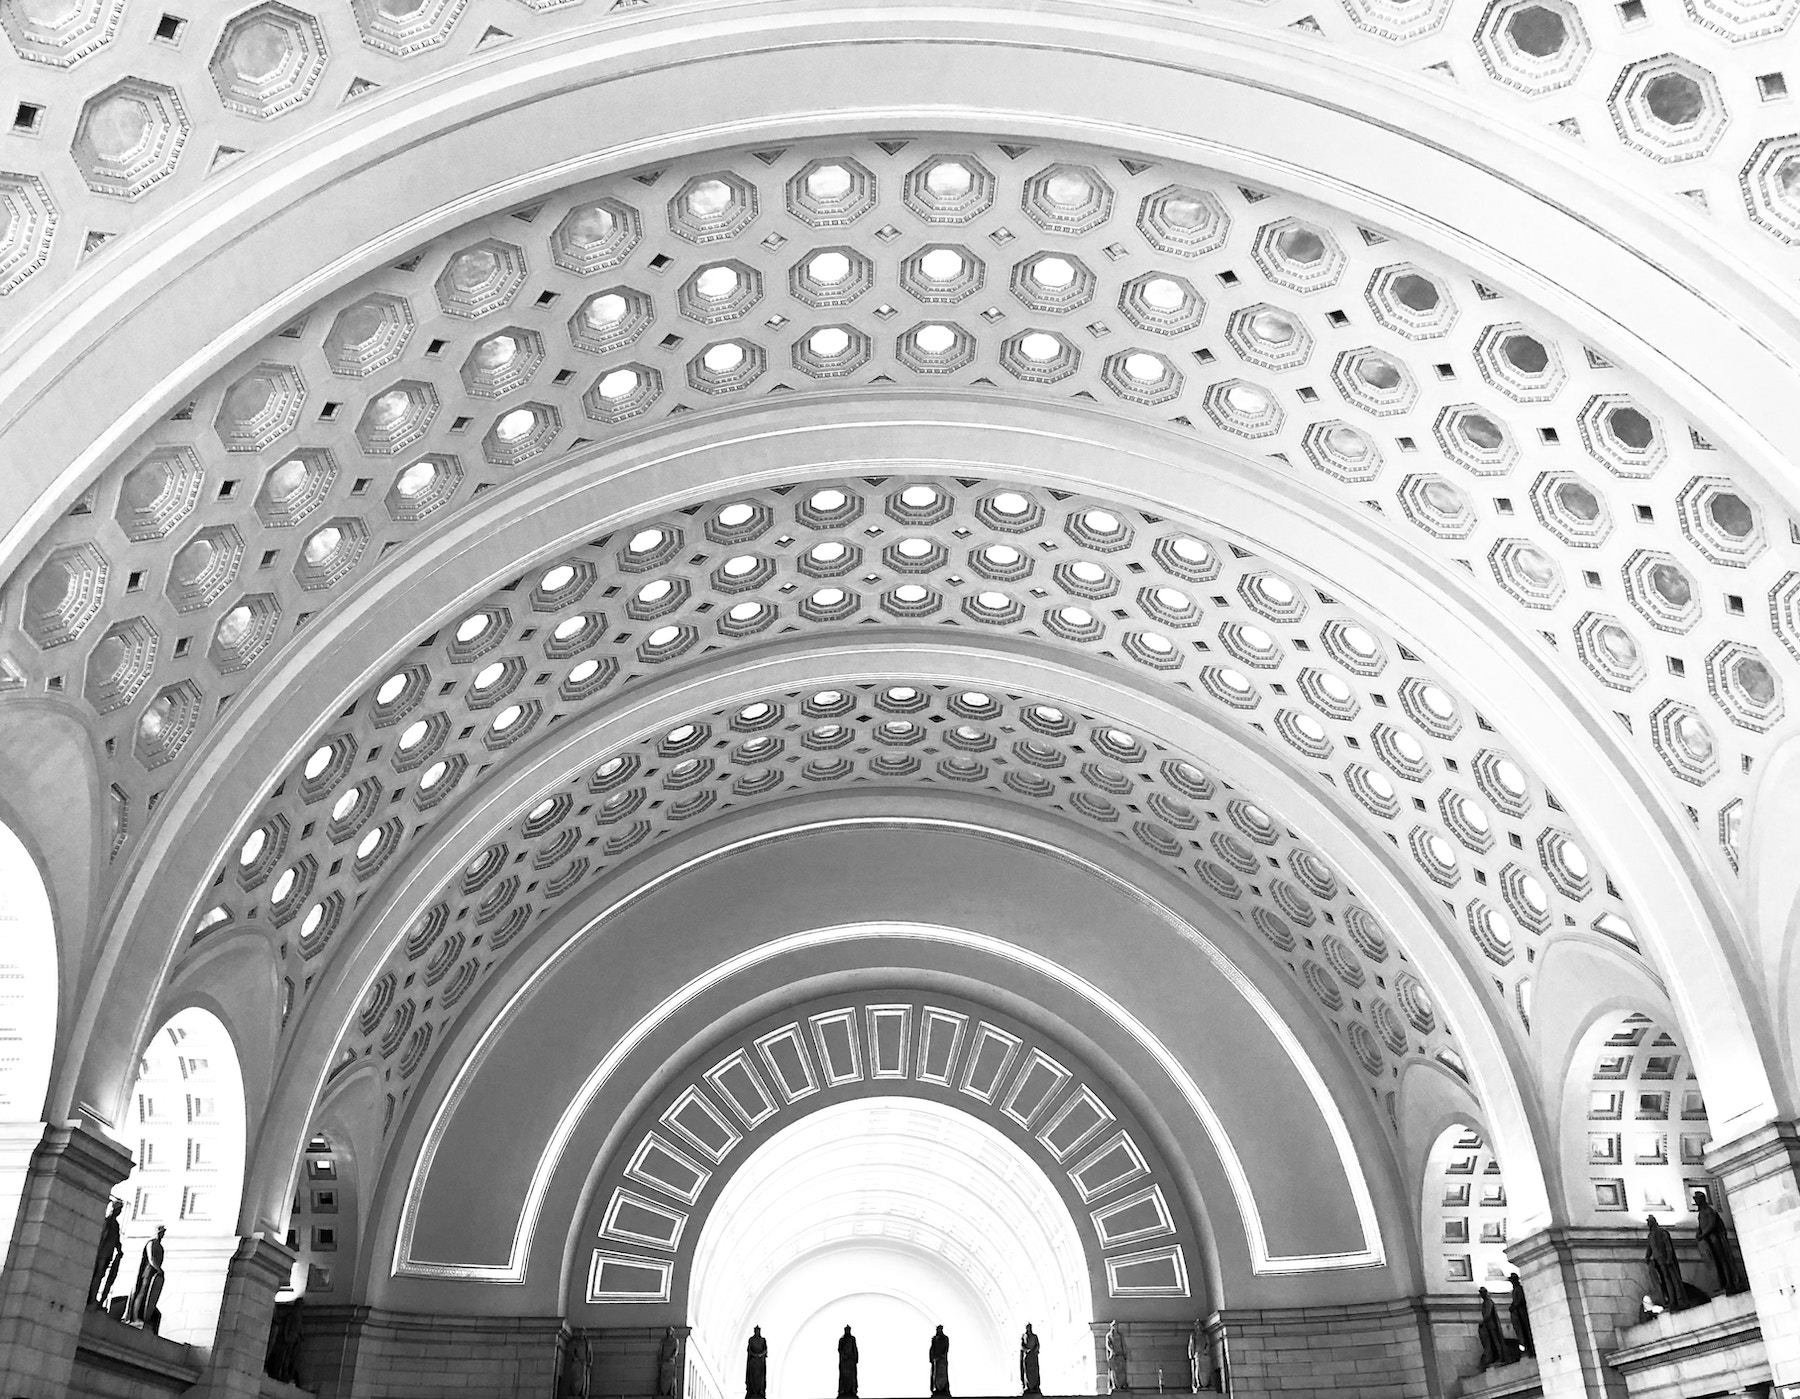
1189;1320;1214;1392
1693;1192;1739;1296
1019;1324;1040;1396
838;1326;859;1399
929;1325;950;1397
562;1333;592;1399
89;1199;123;1309
1106;1321;1130;1393
1476;1287;1519;1369
746;1327;768;1399
657;1327;683;1399
1507;1273;1534;1358
265;1297;304;1385
1644;1216;1685;1310
125;1226;166;1332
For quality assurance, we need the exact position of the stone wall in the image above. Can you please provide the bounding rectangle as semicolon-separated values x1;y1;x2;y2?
1213;1298;1439;1399
291;1307;565;1399
1605;1291;1768;1399
67;1309;201;1399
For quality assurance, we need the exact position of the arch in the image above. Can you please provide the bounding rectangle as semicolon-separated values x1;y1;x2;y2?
114;1006;247;1344
686;1096;1097;1399
1557;1008;1715;1226
572;991;1193;1323
1419;1124;1513;1291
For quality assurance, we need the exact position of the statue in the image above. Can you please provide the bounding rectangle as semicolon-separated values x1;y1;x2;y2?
1693;1192;1739;1296
1019;1324;1041;1396
657;1326;683;1399
89;1199;123;1309
1105;1321;1130;1394
929;1325;951;1397
1188;1320;1214;1393
125;1226;166;1332
1506;1273;1533;1358
837;1326;859;1399
1644;1216;1686;1310
265;1297;304;1385
563;1333;593;1399
746;1327;768;1399
1476;1288;1515;1370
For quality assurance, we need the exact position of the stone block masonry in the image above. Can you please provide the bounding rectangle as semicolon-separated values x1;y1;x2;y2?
1212;1298;1439;1399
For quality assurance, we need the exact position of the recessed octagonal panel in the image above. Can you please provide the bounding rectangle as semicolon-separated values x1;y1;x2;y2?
678;261;764;323
214;362;306;453
1399;474;1476;540
1650;699;1720;785
1489;538;1564;609
83;616;157;713
1531;472;1612;547
435;239;527;319
1741;136;1800;244
900;244;984;304
1021;163;1113;235
210;3;329;120
482;402;561;465
687;340;767;394
1367;264;1459;339
669;173;759;244
1578;394;1666;477
1574;613;1646;691
550;198;642;275
1476;0;1591;94
350;0;466;56
293;517;368;591
355;380;439;455
323;294;415;378
72;78;189;199
1137;184;1229;257
1303;421;1384;483
1;0;124;67
1332;348;1417;416
793;325;874;380
0;172;57;296
1609;55;1729;162
134;680;204;770
1226;304;1313;370
785;158;877;227
1341;0;1454;41
1251;218;1344;293
895;322;976;375
1683;0;1798;35
459;328;545;398
166;526;245;613
1474;323;1566;403
115;446;203;542
1118;272;1203;336
255;448;336;528
583;365;663;423
1707;642;1782;732
1009;252;1095;314
210;593;282;674
999;330;1079;384
569;287;654;354
1624;550;1701;633
902;155;996;224
385;454;462;523
1677;477;1764;565
1102;349;1182;405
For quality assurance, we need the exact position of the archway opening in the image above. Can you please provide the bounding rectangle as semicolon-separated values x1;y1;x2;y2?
114;1006;247;1343
1420;1123;1513;1289
688;1097;1095;1399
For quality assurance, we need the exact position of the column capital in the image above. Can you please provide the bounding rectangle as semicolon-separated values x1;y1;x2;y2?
39;1120;134;1196
1506;1224;1645;1272
232;1232;298;1292
1705;1118;1800;1184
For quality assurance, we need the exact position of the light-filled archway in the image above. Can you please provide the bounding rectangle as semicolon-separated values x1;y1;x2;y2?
688;1097;1096;1399
114;1006;247;1344
0;816;57;1273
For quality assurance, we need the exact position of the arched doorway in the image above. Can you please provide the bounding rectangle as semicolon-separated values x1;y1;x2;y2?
687;1097;1095;1399
114;1007;246;1344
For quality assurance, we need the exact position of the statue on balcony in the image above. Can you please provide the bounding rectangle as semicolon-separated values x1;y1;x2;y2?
1476;1288;1514;1369
1189;1320;1215;1392
1644;1216;1686;1310
1105;1321;1130;1393
125;1226;166;1333
265;1297;304;1385
657;1326;683;1398
746;1327;768;1399
1693;1191;1740;1296
838;1326;858;1399
929;1325;951;1397
88;1199;123;1309
1019;1324;1041;1396
1507;1273;1534;1358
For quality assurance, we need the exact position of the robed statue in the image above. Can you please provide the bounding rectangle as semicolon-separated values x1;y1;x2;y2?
746;1327;768;1399
1693;1192;1739;1296
1644;1216;1685;1310
1019;1324;1041;1396
929;1325;951;1397
125;1226;166;1332
1475;1288;1515;1369
1507;1273;1534;1358
657;1326;683;1399
1105;1321;1129;1394
562;1333;593;1399
838;1326;859;1399
1188;1320;1214;1393
89;1199;123;1309
265;1297;304;1385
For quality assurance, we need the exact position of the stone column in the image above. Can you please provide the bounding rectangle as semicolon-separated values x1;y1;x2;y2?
1506;1226;1644;1399
0;1120;134;1398
1707;1119;1800;1399
156;1230;246;1346
0;1121;48;1275
189;1234;297;1399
